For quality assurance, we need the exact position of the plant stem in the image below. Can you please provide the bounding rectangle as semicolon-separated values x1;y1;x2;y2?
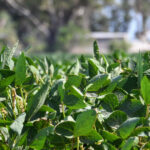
62;102;65;118
20;86;26;110
146;105;149;118
77;137;80;150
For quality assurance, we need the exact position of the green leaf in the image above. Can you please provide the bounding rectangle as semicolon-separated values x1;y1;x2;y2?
87;74;110;92
70;85;84;99
137;51;143;88
0;42;18;69
0;75;15;88
0;120;13;126
142;142;150;149
74;110;96;137
0;127;9;142
131;126;150;136
58;80;65;102
141;76;150;105
30;126;54;150
80;129;102;144
121;137;139;150
63;95;86;109
117;118;140;139
93;41;100;61
0;69;15;77
119;99;146;117
15;130;28;147
26;79;50;120
106;110;127;128
15;53;26;85
55;121;75;138
65;75;82;89
10;112;26;135
67;59;80;75
100;94;119;112
39;105;56;113
100;130;120;142
88;58;99;77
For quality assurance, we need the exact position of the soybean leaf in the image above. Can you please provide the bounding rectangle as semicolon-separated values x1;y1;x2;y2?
100;130;120;143
0;69;15;77
121;137;139;150
15;130;28;147
137;51;143;88
0;42;18;69
30;126;54;150
87;74;110;92
119;99;146;117
10;112;26;135
65;75;82;89
15;53;26;85
141;76;150;105
80;129;102;144
88;58;99;77
70;85;84;99
0;75;15;88
117;117;140;139
39;105;56;113
26;79;50;120
67;59;80;75
55;121;75;138
63;95;86;110
93;41;100;61
74;110;96;137
106;110;127;129
100;94;119;112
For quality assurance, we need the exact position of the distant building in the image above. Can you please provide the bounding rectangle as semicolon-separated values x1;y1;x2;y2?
71;32;150;53
89;32;128;52
71;32;129;53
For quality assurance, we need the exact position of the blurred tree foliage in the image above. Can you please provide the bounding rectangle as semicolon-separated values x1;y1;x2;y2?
0;0;99;52
0;0;149;52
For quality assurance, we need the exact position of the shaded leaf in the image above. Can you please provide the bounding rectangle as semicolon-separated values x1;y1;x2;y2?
15;53;26;85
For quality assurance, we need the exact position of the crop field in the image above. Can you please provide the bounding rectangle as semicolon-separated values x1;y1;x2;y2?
0;41;150;150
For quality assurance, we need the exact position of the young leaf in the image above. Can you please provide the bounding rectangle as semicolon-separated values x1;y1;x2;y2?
93;41;100;61
26;78;50;120
88;59;99;77
141;76;150;105
15;53;26;85
74;110;96;137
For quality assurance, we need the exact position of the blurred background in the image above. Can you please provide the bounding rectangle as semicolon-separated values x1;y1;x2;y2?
0;0;150;54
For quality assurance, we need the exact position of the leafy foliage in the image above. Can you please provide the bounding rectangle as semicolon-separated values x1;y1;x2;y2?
0;42;150;149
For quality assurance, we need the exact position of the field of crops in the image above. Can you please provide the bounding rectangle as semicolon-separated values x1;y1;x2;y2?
0;41;150;150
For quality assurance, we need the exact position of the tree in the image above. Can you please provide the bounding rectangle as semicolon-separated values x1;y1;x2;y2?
0;0;98;52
